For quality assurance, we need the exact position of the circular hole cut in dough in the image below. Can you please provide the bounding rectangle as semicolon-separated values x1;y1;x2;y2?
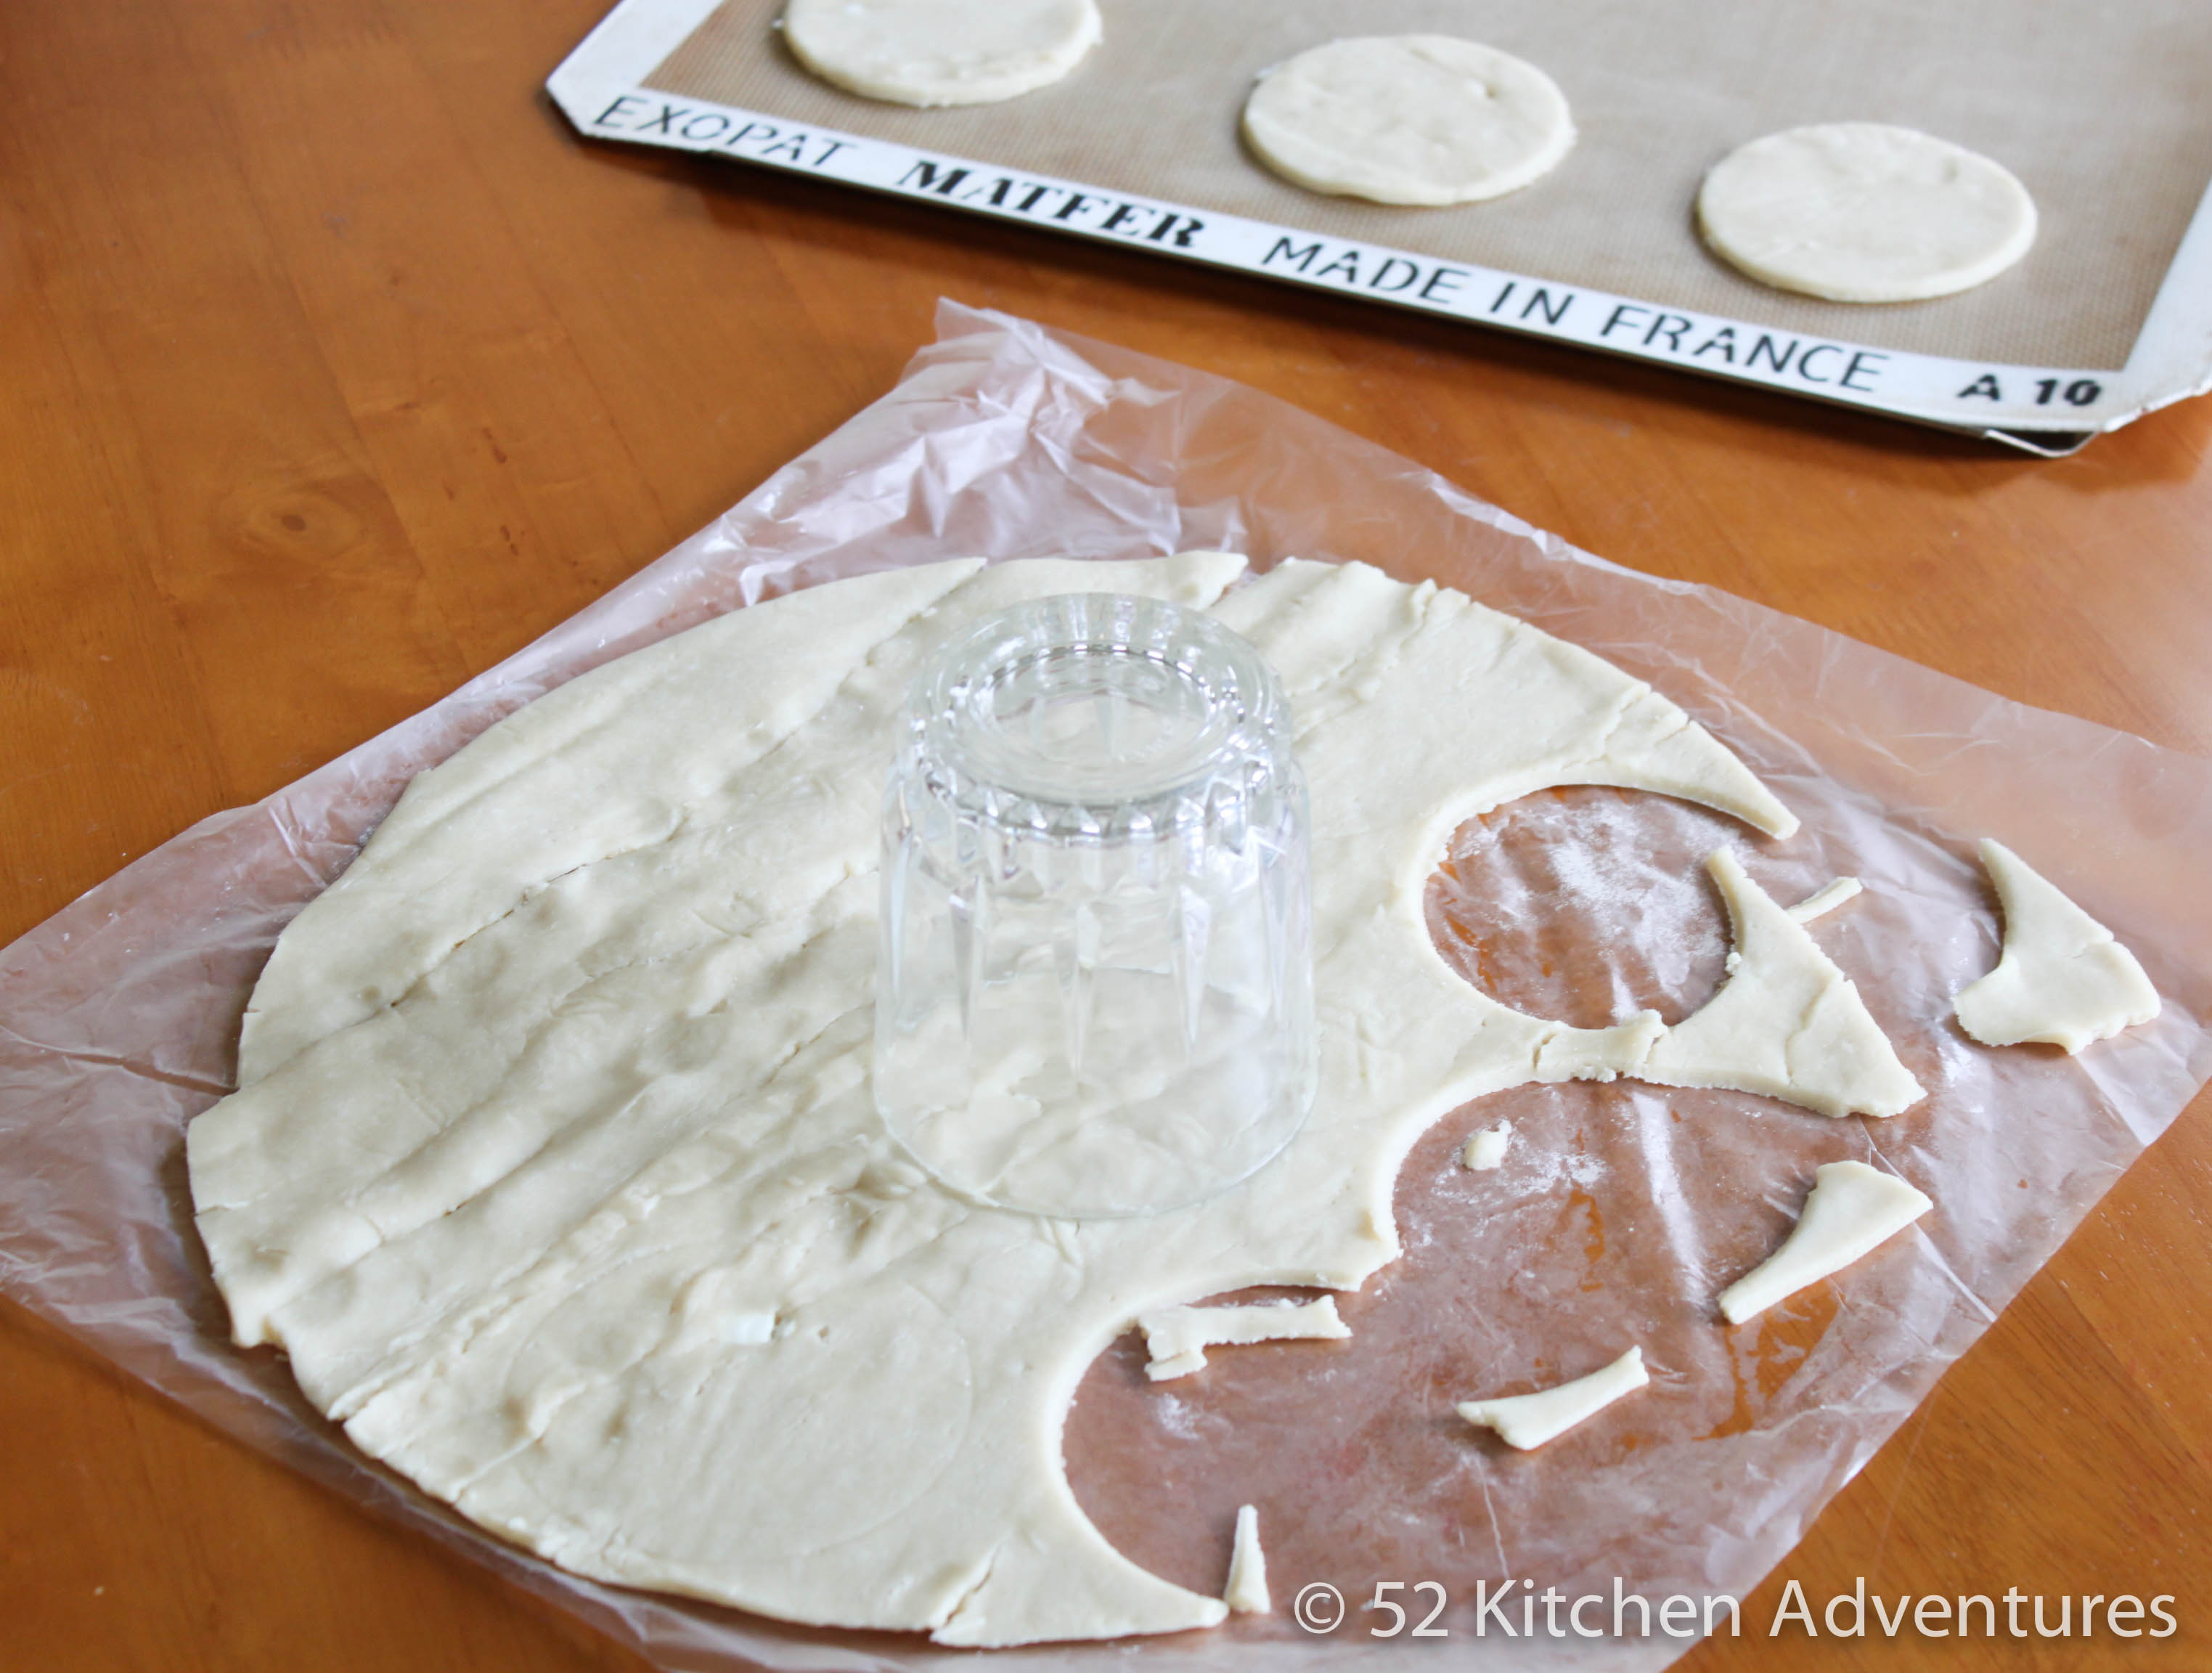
781;0;1101;108
1696;122;2037;304
1427;787;1734;1031
1241;36;1575;207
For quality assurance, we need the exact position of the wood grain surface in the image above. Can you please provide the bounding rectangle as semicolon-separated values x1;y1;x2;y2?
3;3;2208;1669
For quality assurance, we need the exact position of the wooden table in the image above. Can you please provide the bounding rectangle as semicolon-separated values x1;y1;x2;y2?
4;4;2208;1669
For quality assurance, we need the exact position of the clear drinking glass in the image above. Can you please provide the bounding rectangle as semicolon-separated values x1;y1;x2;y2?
875;593;1313;1218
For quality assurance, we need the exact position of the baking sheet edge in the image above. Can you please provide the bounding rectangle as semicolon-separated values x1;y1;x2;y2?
546;0;2212;452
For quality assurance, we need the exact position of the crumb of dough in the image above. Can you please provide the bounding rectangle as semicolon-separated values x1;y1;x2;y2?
782;0;1100;108
1718;1160;1932;1325
1457;1346;1649;1451
1242;36;1574;207
1954;839;2159;1053
1461;1122;1513;1171
1697;123;2036;303
1140;1298;1350;1383
1787;876;1861;924
1223;1505;1270;1614
1637;852;1922;1119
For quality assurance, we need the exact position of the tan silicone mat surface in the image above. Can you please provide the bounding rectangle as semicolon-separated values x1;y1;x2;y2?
647;0;2212;372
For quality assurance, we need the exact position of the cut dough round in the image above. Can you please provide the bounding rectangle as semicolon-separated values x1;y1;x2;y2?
781;0;1101;108
1697;123;2037;303
1241;36;1575;207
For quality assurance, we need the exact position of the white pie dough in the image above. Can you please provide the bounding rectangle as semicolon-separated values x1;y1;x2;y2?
1242;36;1575;207
1787;876;1861;924
1718;1160;1933;1325
189;554;1800;1646
1638;851;1922;1118
1139;1298;1350;1382
1457;1346;1649;1451
1954;839;2160;1053
781;0;1100;108
1697;123;2036;303
1223;1505;1269;1614
1461;1121;1512;1171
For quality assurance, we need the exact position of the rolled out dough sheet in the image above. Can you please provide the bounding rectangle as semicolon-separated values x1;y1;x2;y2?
1696;122;2038;304
1718;1159;1933;1325
1241;36;1575;207
1954;838;2160;1052
1457;1346;1650;1450
189;554;1800;1645
781;0;1101;108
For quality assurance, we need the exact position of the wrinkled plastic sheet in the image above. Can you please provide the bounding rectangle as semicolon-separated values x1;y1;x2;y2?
2;302;2208;1673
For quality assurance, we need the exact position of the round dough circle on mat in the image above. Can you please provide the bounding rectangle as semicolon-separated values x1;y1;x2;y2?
1697;123;2037;303
1241;36;1575;206
782;0;1101;107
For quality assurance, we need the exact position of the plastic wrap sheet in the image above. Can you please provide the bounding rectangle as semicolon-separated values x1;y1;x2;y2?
3;301;2209;1673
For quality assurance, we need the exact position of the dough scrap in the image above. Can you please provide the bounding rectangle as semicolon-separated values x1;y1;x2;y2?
1139;1298;1349;1383
1638;851;1922;1119
1787;876;1861;924
189;555;1795;1646
1457;1346;1649;1451
1954;839;2160;1053
1223;1505;1269;1615
1242;36;1574;207
782;0;1100;108
1718;1160;1933;1325
1697;123;2036;303
1461;1121;1512;1171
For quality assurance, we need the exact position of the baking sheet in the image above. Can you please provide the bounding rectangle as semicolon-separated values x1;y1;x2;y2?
3;304;2210;1673
549;0;2212;449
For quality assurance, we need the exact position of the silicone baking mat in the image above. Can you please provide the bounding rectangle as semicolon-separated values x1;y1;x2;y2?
550;0;2212;452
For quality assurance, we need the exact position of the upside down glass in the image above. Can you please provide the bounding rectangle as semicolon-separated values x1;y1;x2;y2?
874;593;1314;1218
